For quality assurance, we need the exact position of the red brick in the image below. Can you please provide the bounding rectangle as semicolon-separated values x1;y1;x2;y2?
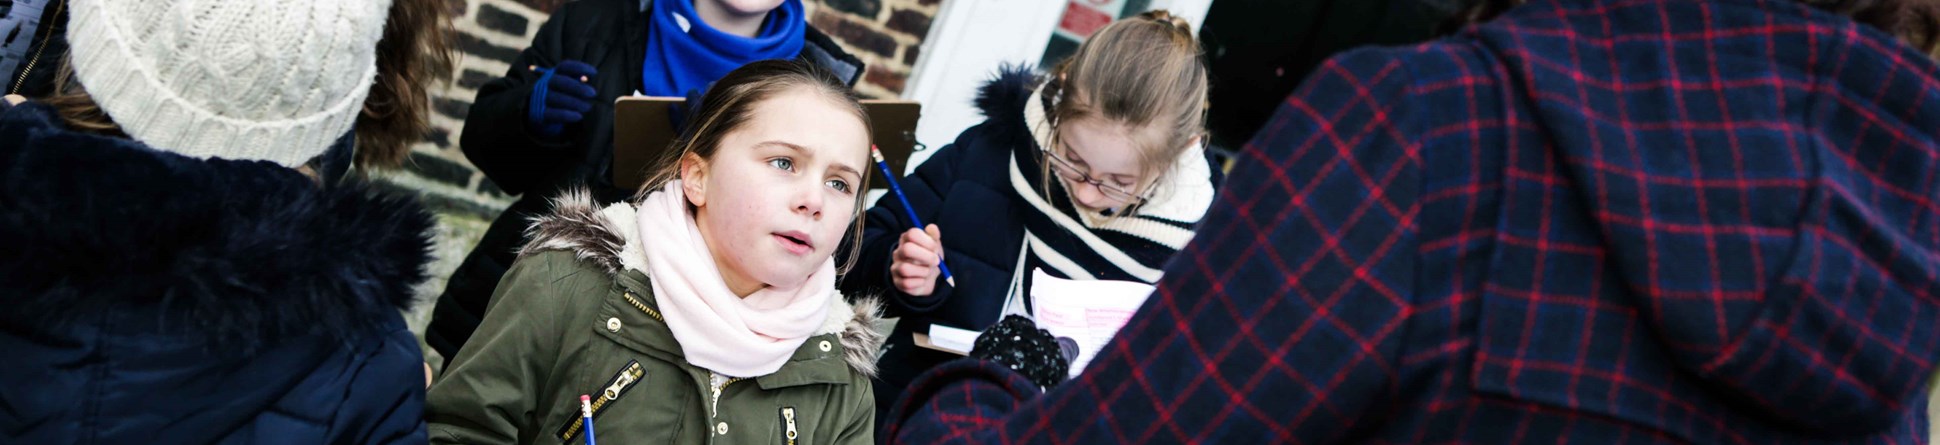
864;65;906;94
434;97;473;121
886;8;932;38
458;68;498;90
901;43;921;66
475;3;531;36
825;15;898;59
425;127;452;149
810;8;845;32
819;0;880;18
454;32;523;65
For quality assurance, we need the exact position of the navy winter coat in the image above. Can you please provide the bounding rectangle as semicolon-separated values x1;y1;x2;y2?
0;101;435;444
838;67;1224;426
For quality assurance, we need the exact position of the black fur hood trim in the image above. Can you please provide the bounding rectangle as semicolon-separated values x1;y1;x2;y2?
0;103;435;351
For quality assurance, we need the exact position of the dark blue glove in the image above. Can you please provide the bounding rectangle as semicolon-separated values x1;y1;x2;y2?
526;60;597;138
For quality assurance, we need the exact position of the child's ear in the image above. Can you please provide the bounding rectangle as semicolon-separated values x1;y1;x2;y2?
680;152;708;207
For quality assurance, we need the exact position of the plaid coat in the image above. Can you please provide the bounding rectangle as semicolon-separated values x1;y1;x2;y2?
882;0;1940;442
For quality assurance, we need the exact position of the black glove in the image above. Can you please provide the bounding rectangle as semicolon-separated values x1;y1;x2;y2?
970;315;1075;390
525;60;597;138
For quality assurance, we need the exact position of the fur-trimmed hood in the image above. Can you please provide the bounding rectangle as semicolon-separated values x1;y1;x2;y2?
0;102;434;351
972;64;1043;153
519;189;888;377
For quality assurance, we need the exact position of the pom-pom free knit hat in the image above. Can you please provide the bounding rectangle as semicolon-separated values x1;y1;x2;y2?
65;0;393;167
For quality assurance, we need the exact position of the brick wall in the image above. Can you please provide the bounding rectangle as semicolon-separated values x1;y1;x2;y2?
804;0;940;99
388;0;938;219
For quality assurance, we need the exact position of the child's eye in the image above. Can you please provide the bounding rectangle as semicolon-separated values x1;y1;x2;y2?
826;179;851;193
768;158;794;171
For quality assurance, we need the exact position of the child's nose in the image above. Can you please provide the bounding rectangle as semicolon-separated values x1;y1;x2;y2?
1070;183;1106;209
793;183;824;218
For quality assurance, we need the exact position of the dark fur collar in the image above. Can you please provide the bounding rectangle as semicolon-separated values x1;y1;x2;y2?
973;65;1043;150
0;103;434;351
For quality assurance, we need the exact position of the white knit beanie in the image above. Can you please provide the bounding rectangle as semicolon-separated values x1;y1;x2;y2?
66;0;393;167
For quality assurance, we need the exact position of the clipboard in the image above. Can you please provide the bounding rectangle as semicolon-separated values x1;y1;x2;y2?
911;333;970;356
612;96;922;191
912;323;979;356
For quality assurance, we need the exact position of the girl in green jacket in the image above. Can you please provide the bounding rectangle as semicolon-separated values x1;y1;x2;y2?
426;59;883;445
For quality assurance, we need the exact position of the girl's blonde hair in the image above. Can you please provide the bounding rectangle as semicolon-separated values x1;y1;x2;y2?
1043;9;1210;214
638;59;874;274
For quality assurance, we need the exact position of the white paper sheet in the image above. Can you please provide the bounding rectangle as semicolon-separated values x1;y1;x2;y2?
1029;269;1155;377
925;324;981;355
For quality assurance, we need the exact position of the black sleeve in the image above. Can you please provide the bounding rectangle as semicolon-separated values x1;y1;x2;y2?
457;7;583;196
839;126;978;317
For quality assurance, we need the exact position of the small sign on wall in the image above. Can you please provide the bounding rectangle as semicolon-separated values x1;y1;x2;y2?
1055;0;1127;40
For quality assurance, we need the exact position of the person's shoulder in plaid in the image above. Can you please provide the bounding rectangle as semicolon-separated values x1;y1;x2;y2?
880;0;1940;442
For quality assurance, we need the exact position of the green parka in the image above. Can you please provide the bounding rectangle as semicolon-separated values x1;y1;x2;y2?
426;192;886;445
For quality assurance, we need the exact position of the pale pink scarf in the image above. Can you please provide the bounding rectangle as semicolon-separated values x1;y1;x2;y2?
635;181;835;377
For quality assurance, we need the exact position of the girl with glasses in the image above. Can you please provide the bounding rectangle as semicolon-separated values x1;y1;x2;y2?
836;10;1224;423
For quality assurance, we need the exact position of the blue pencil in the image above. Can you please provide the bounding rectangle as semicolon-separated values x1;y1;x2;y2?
872;146;956;287
579;394;596;445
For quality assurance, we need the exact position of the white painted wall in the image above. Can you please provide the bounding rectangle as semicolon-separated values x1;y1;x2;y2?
899;0;1067;170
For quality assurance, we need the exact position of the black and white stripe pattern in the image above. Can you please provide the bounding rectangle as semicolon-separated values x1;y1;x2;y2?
1002;84;1216;307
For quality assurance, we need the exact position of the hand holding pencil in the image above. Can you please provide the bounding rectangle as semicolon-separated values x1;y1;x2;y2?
891;225;949;296
874;146;956;296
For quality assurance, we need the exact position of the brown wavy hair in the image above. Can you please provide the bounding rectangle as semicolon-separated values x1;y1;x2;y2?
1445;0;1940;55
41;59;124;138
356;0;457;170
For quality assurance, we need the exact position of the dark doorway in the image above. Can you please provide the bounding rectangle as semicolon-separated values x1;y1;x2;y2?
1198;0;1452;152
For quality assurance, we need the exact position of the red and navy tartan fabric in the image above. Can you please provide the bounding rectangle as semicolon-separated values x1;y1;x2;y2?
882;0;1940;442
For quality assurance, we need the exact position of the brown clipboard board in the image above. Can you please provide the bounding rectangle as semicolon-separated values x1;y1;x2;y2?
911;332;971;356
611;96;922;191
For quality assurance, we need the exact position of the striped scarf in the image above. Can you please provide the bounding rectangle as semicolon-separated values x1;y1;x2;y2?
1002;84;1216;312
